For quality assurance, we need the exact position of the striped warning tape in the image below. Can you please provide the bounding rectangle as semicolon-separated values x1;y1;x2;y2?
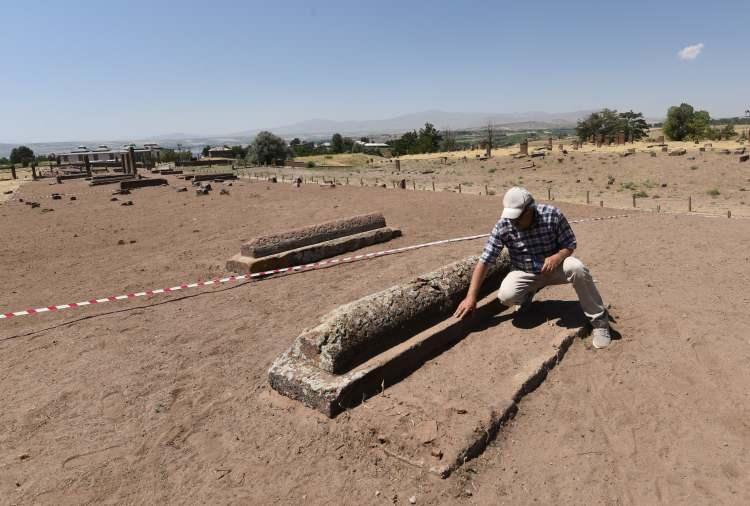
0;214;631;320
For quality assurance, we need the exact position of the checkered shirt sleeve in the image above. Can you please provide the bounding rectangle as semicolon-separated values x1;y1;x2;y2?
556;211;577;250
479;221;505;265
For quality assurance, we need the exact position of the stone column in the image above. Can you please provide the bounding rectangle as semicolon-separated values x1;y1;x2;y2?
520;139;528;155
128;146;137;176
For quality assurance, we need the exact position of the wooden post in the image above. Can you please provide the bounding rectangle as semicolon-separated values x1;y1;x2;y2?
599;200;603;207
632;194;636;207
485;184;488;195
458;184;462;193
728;210;732;218
395;159;401;172
547;188;551;200
346;177;349;185
688;196;692;212
360;178;363;186
657;204;661;213
586;190;590;204
10;164;16;179
412;180;416;190
432;181;435;192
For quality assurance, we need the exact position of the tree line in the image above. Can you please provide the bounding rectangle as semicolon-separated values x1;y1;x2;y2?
576;104;745;143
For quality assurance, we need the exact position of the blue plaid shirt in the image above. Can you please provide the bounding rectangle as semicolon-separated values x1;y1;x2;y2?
479;203;577;273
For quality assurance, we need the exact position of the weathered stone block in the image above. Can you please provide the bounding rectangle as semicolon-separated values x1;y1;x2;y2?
269;284;509;417
226;227;401;274
120;178;167;190
241;212;387;258
290;254;509;375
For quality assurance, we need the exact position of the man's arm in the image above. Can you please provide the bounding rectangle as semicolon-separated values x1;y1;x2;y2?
541;247;574;274
541;210;577;274
455;222;504;319
453;261;490;319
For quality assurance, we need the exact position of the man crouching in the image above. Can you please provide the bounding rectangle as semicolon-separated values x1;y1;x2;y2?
454;187;612;348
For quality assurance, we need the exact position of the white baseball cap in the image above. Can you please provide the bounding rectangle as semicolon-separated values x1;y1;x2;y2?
501;187;534;219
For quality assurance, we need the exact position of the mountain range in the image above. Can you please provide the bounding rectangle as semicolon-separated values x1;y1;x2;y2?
227;109;595;138
1;109;595;157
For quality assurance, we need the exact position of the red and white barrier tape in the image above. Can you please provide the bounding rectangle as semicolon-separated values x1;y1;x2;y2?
0;214;631;320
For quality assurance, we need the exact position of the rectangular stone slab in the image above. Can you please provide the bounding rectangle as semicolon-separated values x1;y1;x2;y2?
289;254;510;374
192;172;237;182
241;212;387;258
226;227;402;274
322;286;588;478
268;293;508;417
119;178;167;190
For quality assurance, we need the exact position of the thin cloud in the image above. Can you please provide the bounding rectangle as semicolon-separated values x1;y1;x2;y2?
678;43;704;61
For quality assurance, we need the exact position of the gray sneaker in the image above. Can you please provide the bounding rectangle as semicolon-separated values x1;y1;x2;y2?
592;327;612;349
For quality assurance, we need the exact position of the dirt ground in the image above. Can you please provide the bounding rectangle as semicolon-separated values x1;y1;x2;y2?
1;176;749;505
288;139;750;218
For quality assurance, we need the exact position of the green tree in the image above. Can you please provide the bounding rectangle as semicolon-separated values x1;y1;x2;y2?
248;131;290;165
331;133;344;154
160;149;193;163
387;130;418;156
291;141;314;157
440;129;457;151
342;136;354;152
619;110;649;141
229;145;248;159
10;145;34;167
201;145;210;157
416;122;442;153
688;110;711;141
663;103;712;141
720;123;737;139
576;108;621;142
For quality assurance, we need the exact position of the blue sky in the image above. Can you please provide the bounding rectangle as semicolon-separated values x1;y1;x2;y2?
1;0;748;142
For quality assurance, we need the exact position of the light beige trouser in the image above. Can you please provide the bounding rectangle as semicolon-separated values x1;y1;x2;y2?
497;256;608;328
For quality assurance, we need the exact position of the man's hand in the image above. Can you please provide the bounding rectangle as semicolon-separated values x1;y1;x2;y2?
541;252;564;274
454;296;477;319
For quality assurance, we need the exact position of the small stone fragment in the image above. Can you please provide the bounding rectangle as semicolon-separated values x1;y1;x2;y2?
409;496;417;504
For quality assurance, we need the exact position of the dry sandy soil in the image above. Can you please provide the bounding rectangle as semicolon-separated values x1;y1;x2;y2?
1;175;749;505
290;139;750;218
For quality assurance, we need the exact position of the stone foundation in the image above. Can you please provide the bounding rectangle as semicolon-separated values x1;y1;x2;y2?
268;254;511;416
241;212;387;258
226;227;401;274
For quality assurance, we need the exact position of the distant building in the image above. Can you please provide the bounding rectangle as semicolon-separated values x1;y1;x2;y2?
354;140;390;154
55;144;162;165
208;146;233;158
